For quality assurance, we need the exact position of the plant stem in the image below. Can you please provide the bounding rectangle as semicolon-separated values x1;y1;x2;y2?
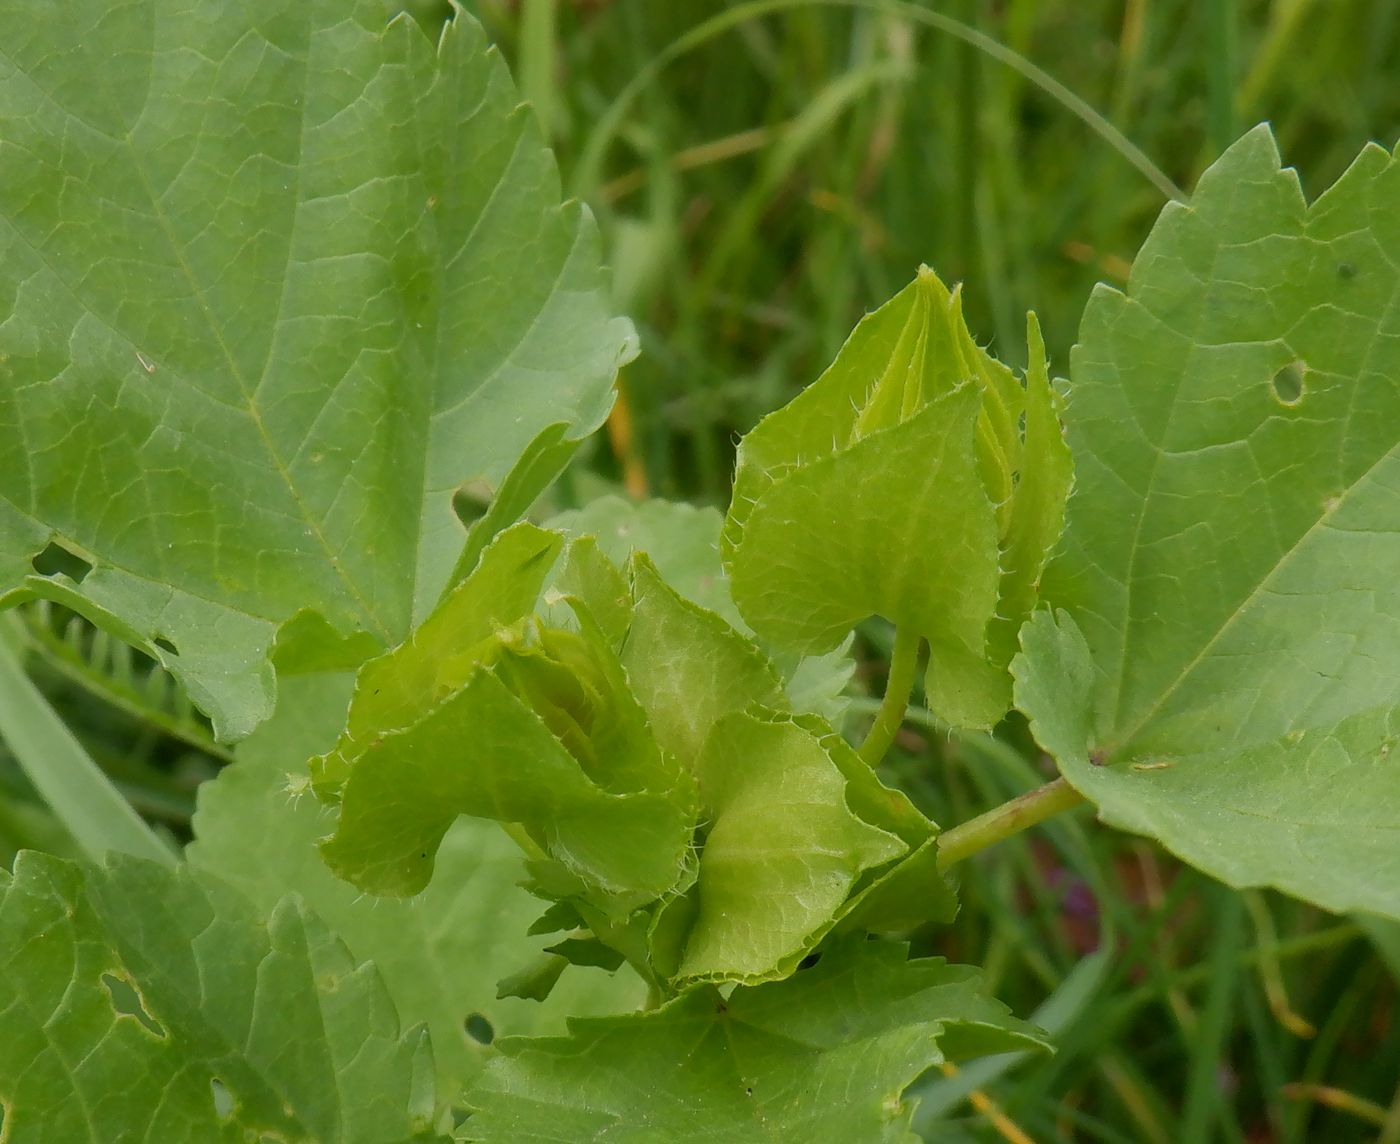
936;777;1085;869
857;626;921;766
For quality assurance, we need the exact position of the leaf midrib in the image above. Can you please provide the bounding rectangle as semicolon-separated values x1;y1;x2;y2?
1112;418;1400;758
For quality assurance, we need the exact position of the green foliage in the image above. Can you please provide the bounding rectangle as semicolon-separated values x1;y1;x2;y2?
1;2;1398;1141
464;938;1047;1143
311;518;954;995
0;852;447;1142
189;671;643;1100
0;0;633;741
1015;127;1400;919
723;266;1070;728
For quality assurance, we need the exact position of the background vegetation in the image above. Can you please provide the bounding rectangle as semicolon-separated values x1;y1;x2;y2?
6;1;1400;1140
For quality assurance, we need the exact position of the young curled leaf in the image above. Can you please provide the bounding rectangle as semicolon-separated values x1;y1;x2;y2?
312;523;695;912
674;710;907;985
723;267;1071;728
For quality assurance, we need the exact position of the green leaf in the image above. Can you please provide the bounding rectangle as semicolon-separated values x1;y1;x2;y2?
550;495;856;723
0;852;448;1142
320;665;692;903
724;268;1069;729
0;3;634;741
463;937;1048;1143
805;714;958;935
313;524;694;908
190;671;644;1102
1015;126;1400;919
621;555;786;763
313;521;565;802
551;496;741;623
677;711;906;984
988;314;1074;668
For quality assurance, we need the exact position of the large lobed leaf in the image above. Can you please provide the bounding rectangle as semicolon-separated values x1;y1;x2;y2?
463;937;1047;1143
1016;126;1400;919
0;851;448;1142
0;1;634;740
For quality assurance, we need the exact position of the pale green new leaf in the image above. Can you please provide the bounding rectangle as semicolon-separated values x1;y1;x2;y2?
0;2;634;740
678;711;905;983
190;672;644;1103
319;665;691;903
463;937;1048;1143
312;524;693;907
551;495;856;722
723;269;1069;729
313;521;563;801
621;555;786;763
551;496;740;623
1015;126;1400;919
0;852;448;1142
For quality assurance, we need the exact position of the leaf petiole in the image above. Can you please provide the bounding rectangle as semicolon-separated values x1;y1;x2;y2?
857;626;922;766
936;777;1086;869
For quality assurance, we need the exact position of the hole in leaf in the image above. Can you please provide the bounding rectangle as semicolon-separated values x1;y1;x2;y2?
797;952;822;970
152;635;178;656
30;540;92;582
1271;360;1307;406
101;972;166;1037
210;1078;235;1120
463;1012;495;1045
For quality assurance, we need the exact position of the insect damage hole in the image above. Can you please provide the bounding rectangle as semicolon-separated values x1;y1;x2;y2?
210;1078;235;1120
1271;360;1307;406
101;972;166;1037
30;539;92;582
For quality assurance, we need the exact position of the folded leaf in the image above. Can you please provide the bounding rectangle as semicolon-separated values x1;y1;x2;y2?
724;268;1069;729
314;524;694;908
1015;126;1400;920
551;495;856;722
621;554;786;762
678;711;906;983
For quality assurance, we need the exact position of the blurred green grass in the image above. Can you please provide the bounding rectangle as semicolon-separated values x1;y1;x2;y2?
454;2;1400;1140
467;0;1400;506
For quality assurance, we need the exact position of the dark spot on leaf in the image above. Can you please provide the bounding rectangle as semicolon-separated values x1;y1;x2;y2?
101;972;165;1037
152;635;178;656
464;1012;495;1044
31;540;92;582
1271;360;1306;406
1338;261;1357;279
744;1086;754;1097
210;1078;234;1119
715;999;728;1015
1089;749;1107;767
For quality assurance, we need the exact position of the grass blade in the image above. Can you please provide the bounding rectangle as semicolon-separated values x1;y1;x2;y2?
0;617;173;866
